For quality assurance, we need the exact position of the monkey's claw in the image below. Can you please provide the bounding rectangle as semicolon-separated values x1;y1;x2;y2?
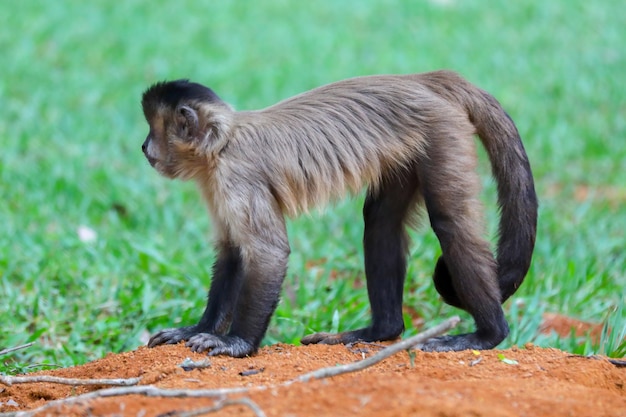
148;325;200;348
187;334;255;358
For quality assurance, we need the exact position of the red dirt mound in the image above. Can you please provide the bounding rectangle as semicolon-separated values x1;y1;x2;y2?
1;343;624;417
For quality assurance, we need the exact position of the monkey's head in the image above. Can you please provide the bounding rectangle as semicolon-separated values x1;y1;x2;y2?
141;80;232;180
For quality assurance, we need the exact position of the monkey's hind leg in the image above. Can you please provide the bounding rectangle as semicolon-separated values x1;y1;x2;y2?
301;172;420;346
416;140;509;351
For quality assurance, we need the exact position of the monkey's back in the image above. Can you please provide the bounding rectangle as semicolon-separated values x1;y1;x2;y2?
227;74;475;216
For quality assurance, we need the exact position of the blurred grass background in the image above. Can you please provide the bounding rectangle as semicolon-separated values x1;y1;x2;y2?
1;0;624;371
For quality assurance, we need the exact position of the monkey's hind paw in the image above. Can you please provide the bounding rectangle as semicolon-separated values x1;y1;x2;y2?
148;325;199;348
414;333;501;352
300;332;346;345
187;334;255;358
300;327;383;345
301;326;402;345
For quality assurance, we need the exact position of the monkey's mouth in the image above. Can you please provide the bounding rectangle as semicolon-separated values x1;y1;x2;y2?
144;154;159;167
143;155;176;178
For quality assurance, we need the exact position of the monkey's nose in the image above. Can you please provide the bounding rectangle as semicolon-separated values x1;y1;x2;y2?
141;143;146;153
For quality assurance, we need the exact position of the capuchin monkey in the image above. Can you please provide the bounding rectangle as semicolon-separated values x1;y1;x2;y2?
141;70;538;357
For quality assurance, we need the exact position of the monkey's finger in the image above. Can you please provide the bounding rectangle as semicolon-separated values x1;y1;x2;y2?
207;341;255;358
148;331;182;347
187;334;254;357
148;326;197;347
186;333;227;353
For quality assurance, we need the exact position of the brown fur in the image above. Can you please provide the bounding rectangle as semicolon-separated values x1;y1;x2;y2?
141;70;537;357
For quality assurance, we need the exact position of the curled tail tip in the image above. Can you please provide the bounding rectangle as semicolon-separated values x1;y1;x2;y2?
432;256;464;309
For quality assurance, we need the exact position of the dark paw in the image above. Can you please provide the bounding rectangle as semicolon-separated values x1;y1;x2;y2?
301;324;404;346
301;326;390;345
300;332;345;345
187;334;255;358
414;333;500;352
148;325;199;348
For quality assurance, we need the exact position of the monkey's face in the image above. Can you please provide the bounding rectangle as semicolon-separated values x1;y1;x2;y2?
142;105;207;179
141;80;233;180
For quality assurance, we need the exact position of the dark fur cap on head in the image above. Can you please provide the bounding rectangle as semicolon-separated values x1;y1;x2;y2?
141;79;221;119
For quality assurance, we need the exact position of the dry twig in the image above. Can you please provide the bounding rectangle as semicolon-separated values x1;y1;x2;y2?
295;316;460;382
0;343;34;356
171;397;267;417
0;375;141;387
0;386;261;417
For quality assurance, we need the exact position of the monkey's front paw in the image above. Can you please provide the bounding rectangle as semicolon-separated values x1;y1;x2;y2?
187;334;256;358
148;325;199;348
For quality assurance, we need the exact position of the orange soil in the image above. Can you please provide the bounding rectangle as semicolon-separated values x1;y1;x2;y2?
1;340;624;417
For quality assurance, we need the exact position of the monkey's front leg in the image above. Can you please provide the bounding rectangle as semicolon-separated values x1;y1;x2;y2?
185;243;290;357
147;243;244;348
150;186;290;357
180;191;291;357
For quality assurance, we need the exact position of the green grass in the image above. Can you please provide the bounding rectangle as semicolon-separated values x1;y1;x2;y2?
1;0;624;372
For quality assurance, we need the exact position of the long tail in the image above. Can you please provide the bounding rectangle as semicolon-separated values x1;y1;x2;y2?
423;71;538;305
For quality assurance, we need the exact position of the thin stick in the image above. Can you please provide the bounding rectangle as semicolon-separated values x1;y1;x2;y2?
295;316;461;382
0;385;262;417
0;375;141;387
173;398;267;417
0;343;34;356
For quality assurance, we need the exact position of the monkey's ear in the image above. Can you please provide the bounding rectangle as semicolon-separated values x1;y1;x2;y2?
175;105;200;140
